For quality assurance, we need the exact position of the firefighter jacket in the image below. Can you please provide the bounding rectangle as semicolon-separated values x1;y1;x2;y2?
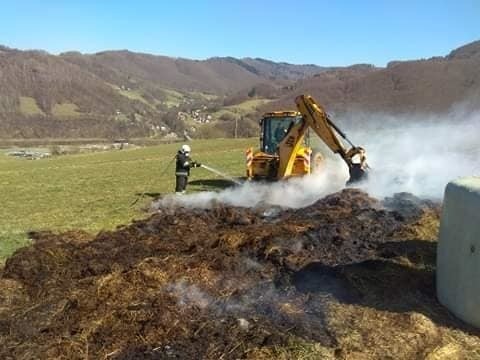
175;151;199;176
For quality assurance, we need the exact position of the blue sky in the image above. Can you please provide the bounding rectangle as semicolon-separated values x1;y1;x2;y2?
1;0;479;66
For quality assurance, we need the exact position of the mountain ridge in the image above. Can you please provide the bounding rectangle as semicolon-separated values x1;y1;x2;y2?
0;40;478;138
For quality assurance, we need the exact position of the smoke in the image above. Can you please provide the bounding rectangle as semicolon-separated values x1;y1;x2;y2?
156;160;347;210
167;281;212;309
350;109;480;199
155;108;480;210
167;278;303;323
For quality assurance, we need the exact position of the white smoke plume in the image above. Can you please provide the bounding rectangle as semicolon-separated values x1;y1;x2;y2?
352;109;480;199
156;160;347;209
167;281;213;309
156;108;480;209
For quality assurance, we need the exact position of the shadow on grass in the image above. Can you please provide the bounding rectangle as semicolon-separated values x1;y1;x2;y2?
133;192;162;199
293;239;480;335
188;179;238;191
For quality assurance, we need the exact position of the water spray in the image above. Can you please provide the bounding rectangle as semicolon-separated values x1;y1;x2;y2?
200;164;243;186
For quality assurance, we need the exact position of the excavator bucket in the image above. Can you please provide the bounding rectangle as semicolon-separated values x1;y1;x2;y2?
341;147;369;185
347;164;368;184
295;95;370;184
345;146;369;184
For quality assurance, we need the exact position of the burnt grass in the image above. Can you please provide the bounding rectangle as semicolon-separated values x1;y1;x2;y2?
1;189;479;359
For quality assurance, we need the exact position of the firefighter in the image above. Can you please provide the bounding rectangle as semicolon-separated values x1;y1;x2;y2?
175;144;201;193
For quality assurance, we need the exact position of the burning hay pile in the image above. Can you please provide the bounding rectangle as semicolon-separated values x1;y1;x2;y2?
1;189;479;359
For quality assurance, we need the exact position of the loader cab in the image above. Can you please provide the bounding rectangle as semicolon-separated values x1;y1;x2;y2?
260;112;305;155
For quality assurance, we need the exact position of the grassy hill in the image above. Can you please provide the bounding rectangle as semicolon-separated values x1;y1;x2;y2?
0;46;326;138
266;42;480;114
1;40;479;139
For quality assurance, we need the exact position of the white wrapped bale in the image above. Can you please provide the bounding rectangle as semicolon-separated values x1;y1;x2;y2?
437;176;480;328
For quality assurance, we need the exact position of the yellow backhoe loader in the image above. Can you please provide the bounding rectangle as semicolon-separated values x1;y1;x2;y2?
245;94;368;183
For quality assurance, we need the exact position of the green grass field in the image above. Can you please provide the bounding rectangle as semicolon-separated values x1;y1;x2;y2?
211;98;273;120
51;102;82;117
0;138;255;261
19;96;44;116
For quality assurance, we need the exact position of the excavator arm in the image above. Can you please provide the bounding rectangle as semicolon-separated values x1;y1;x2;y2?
276;115;309;179
277;94;368;182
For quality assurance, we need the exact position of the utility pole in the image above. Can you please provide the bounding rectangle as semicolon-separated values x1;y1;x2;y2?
234;117;239;138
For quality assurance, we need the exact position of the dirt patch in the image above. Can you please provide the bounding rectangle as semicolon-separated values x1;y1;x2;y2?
1;189;479;359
